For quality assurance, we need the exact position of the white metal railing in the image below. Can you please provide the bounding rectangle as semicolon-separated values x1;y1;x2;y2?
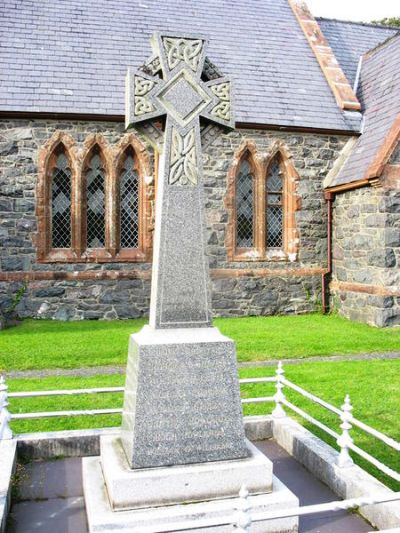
270;362;400;482
0;376;12;440
231;487;400;533
1;362;399;483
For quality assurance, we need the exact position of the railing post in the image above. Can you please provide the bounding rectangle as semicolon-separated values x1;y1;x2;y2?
272;361;286;418
234;485;252;532
0;376;12;440
336;394;354;468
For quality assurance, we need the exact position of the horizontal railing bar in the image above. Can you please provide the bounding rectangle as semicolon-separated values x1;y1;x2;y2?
251;492;400;523
8;379;276;399
281;378;342;415
11;408;122;420
348;441;400;482
282;399;339;440
282;378;400;451
239;377;276;384
282;400;400;482
350;417;400;452
124;492;400;532
241;396;275;404
8;387;124;398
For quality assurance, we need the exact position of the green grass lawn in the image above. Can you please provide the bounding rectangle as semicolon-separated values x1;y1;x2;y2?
1;314;399;371
7;359;399;491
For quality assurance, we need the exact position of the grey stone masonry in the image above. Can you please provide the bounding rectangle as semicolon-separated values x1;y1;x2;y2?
331;186;400;327
0;118;347;320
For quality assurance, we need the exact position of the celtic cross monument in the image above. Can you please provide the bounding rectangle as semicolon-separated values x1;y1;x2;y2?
83;33;298;532
120;32;249;469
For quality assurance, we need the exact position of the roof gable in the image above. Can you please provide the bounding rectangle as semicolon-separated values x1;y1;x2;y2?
317;18;398;87
325;34;400;189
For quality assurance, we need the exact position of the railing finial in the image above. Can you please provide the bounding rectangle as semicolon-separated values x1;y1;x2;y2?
272;361;286;418
234;485;252;532
0;375;12;441
337;393;353;468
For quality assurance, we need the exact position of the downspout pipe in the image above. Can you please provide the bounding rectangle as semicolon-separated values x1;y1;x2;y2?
322;191;333;313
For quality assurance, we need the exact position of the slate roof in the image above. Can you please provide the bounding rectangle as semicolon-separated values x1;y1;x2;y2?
0;0;360;131
327;34;400;188
317;18;398;88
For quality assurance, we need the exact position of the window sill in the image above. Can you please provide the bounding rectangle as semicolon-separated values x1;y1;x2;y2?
38;248;152;263
230;249;298;263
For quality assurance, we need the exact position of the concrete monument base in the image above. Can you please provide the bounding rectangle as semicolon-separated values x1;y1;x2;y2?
100;435;272;510
83;455;299;532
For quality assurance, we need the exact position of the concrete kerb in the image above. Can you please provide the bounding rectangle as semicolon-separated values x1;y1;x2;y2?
1;415;399;531
15;416;274;461
0;440;17;533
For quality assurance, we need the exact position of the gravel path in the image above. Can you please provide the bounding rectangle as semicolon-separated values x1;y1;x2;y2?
5;351;400;379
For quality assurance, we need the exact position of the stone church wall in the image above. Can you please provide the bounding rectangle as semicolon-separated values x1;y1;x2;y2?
0;118;347;320
331;187;400;327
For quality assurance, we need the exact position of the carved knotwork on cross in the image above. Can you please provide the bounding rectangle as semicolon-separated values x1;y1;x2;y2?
125;33;234;329
126;33;234;183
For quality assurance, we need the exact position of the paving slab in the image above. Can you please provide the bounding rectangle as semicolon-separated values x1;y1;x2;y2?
16;457;82;501
256;439;374;532
7;497;87;533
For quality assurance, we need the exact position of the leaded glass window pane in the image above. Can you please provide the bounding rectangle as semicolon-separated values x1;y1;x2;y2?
86;151;105;248
51;150;71;248
236;160;254;248
120;154;139;248
266;158;283;248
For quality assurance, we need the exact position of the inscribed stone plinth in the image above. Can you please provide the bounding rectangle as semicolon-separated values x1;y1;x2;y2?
121;326;248;468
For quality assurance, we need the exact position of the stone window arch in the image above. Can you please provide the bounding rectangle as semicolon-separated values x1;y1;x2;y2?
51;145;72;249
113;134;153;262
226;140;300;262
265;153;284;249
84;144;107;250
36;131;153;263
119;147;140;249
37;132;78;262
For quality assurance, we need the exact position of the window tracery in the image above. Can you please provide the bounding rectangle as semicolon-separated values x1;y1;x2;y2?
51;146;72;249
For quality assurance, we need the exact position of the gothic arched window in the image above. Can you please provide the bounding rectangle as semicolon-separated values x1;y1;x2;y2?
85;147;106;249
51;145;72;249
37;132;153;263
266;156;283;249
226;141;299;262
236;159;254;248
119;149;140;249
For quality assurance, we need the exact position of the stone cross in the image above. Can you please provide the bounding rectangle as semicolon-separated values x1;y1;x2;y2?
121;33;247;470
126;33;233;329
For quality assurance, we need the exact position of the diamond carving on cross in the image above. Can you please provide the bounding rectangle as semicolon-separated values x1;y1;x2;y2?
126;33;234;329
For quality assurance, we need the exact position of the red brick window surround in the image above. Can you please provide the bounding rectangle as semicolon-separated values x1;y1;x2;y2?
36;132;153;263
225;140;300;262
